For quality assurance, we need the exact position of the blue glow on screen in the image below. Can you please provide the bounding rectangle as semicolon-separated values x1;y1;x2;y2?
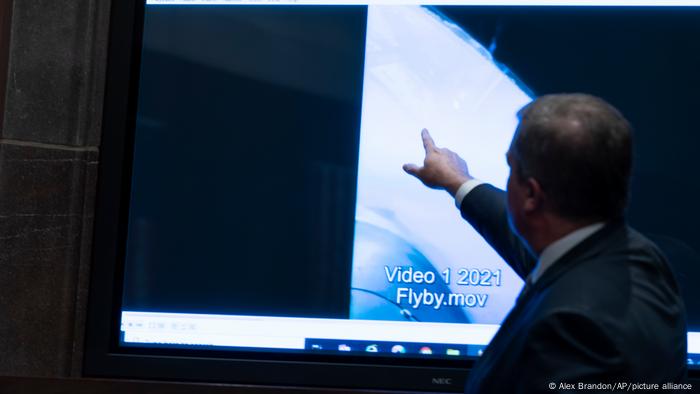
350;5;533;324
127;3;700;368
147;1;700;6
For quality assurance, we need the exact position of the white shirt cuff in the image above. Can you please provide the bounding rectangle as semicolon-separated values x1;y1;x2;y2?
454;179;485;209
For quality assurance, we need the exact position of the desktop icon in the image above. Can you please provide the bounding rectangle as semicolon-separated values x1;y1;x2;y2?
391;345;406;354
446;348;461;356
338;344;351;352
311;344;323;350
365;344;379;353
419;346;432;355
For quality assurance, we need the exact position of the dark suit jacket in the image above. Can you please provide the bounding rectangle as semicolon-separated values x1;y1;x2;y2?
462;184;687;393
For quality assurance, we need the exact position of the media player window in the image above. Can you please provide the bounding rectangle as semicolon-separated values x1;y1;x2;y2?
120;1;700;364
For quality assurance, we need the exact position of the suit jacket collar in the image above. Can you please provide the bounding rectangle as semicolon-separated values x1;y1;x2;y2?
524;218;626;302
533;222;606;283
468;220;627;384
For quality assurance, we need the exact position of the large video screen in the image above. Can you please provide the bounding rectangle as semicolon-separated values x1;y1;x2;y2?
120;0;700;365
350;5;530;327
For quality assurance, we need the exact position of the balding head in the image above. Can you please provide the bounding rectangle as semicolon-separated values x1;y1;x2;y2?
509;93;633;221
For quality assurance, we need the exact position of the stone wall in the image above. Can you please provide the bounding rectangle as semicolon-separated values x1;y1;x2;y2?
0;0;111;377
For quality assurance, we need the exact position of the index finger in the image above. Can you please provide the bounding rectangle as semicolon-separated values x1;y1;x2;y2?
421;128;437;153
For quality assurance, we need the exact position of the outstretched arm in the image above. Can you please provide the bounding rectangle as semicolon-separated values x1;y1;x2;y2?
459;183;535;279
403;128;536;279
402;128;473;196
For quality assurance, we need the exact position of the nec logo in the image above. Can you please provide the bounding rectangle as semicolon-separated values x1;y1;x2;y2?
431;377;453;385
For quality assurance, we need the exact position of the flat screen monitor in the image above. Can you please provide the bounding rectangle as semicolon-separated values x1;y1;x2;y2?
85;1;700;391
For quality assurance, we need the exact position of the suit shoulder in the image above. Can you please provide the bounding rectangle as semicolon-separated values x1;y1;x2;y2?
621;226;669;260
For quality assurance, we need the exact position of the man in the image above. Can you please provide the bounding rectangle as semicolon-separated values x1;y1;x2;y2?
403;94;687;393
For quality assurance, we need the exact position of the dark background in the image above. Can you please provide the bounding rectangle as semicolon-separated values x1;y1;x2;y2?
121;6;368;318
0;1;10;126
1;0;697;386
435;6;700;330
122;5;700;329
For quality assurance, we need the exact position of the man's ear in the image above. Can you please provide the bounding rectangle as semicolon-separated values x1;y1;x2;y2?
524;177;544;213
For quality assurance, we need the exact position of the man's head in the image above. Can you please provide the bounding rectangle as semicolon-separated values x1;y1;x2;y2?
505;93;633;251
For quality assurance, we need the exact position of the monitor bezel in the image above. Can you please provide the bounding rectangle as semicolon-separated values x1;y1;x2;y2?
82;1;700;391
82;1;474;391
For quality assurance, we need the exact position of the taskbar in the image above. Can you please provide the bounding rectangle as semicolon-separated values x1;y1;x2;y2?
305;338;485;358
120;311;700;366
